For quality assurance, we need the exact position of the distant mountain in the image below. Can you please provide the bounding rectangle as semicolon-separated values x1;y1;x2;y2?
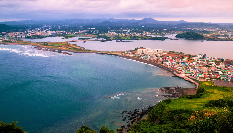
0;24;23;32
0;24;14;32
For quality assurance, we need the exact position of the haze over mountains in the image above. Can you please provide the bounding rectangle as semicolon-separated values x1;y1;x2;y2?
0;17;232;33
1;0;233;23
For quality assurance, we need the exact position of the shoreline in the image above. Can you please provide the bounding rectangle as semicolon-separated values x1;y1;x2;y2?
2;42;97;54
112;55;199;132
117;55;199;89
1;43;199;132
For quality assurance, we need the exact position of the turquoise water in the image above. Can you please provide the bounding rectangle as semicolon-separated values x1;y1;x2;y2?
0;44;194;132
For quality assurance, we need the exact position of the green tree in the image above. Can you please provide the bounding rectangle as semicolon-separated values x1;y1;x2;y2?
76;126;97;133
0;121;26;133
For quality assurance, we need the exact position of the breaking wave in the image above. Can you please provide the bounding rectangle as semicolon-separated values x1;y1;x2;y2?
0;45;54;57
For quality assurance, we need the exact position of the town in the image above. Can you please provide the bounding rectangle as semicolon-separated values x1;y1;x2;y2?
1;18;233;42
1;18;233;85
121;47;233;84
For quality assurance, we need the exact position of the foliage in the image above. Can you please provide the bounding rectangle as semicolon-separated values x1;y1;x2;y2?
130;81;233;132
175;31;204;40
0;24;18;32
205;99;233;107
189;109;233;133
76;126;97;133
63;35;75;39
77;81;233;132
148;37;168;40
78;38;91;40
0;121;26;133
130;99;193;132
25;35;46;39
2;40;13;43
76;126;114;133
99;126;114;133
97;35;112;41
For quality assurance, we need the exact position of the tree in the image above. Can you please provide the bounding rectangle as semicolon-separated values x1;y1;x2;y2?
76;126;97;133
0;121;26;133
176;32;204;40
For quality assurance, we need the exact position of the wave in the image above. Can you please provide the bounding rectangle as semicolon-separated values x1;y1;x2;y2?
19;52;49;57
110;93;124;99
0;45;53;57
0;48;12;51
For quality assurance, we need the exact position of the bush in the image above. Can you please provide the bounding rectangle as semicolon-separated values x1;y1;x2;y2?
163;98;172;104
0;121;25;133
76;126;97;133
205;99;233;107
189;109;233;133
99;126;114;133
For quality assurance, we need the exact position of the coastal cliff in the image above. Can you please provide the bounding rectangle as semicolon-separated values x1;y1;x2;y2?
77;81;233;133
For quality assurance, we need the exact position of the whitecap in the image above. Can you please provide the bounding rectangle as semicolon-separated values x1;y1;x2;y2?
137;97;142;100
111;96;120;99
0;48;11;51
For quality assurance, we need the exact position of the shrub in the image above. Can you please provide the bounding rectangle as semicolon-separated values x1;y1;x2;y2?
0;121;25;133
188;109;233;133
205;99;233;107
76;126;97;133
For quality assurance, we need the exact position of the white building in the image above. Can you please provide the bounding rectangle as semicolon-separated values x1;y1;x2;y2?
137;48;163;55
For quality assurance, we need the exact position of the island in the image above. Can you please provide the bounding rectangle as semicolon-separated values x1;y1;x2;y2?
175;31;205;40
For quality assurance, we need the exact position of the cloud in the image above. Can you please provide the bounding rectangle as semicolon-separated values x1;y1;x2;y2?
0;0;233;22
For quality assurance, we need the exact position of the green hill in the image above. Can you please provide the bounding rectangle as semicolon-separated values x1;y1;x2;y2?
77;81;233;132
0;24;17;32
176;31;205;40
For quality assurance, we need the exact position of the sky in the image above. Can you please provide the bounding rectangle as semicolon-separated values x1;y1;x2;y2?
0;0;233;23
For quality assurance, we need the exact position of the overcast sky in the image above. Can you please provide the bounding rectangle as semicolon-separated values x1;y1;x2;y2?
0;0;233;23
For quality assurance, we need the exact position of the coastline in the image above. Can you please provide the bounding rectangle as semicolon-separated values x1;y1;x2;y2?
111;55;199;132
2;42;97;54
1;43;199;132
117;55;199;89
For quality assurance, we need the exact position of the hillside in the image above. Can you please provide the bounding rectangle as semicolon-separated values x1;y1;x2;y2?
176;31;205;40
76;81;233;132
0;24;15;32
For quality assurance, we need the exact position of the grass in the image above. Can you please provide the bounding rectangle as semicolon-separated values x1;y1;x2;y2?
76;81;233;132
167;81;233;111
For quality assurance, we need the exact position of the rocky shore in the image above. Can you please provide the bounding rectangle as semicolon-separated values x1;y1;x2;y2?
119;106;154;132
111;55;199;132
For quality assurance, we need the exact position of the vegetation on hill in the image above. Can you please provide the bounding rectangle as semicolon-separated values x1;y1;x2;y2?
0;121;26;133
176;31;205;40
129;81;233;132
76;81;233;132
0;24;13;32
76;126;114;133
0;24;21;32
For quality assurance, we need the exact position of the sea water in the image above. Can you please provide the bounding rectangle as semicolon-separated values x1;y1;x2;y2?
0;44;195;132
24;36;233;59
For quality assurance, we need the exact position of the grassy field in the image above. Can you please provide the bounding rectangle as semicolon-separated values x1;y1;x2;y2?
128;81;233;133
76;81;233;132
167;81;233;111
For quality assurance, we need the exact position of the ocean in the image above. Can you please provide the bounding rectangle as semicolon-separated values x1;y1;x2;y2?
0;44;195;132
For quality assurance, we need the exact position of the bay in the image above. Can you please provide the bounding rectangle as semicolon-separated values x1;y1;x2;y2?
0;44;194;132
24;36;233;60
